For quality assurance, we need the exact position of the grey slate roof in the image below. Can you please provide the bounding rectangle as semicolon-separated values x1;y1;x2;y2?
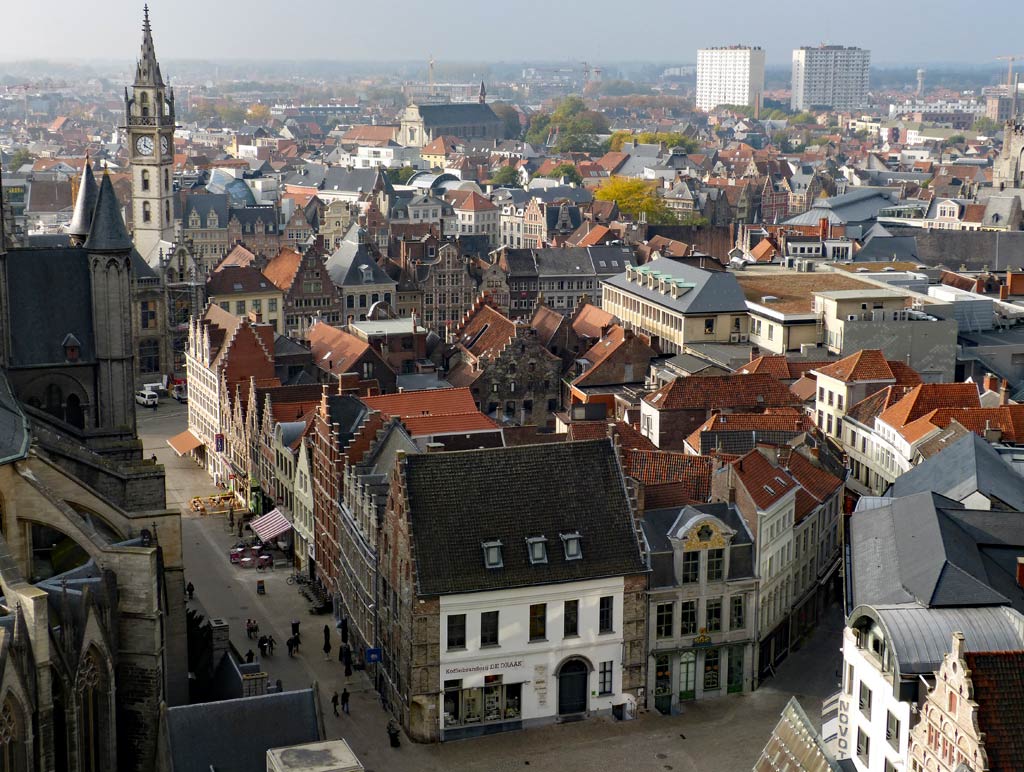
642;502;753;588
283;164;379;195
68;160;98;239
5;248;95;366
82;172;132;252
324;224;394;288
888;432;1024;511
784;188;900;227
164;689;321;772
603;259;748;315
851;604;1024;675
183;192;229;228
404;439;646;596
413;102;500;127
887;227;1024;271
853;234;920;262
851;491;1024;611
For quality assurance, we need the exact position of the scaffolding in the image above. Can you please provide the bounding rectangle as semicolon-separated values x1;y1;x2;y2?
160;241;207;376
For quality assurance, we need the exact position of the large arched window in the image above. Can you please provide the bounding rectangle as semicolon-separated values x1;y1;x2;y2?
0;697;27;772
76;649;112;772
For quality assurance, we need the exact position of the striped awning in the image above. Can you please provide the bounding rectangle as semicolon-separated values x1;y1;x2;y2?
249;508;292;541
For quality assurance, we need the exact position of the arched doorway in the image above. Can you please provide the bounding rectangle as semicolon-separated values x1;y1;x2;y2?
557;658;589;716
65;394;84;430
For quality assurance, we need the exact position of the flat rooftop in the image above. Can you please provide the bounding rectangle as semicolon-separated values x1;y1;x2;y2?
814;288;908;301
737;271;875;314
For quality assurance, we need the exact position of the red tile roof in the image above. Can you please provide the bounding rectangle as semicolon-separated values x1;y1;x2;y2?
879;383;981;435
903;405;1024;444
455;303;516;361
530;305;565;348
644;373;799;411
571;304;615;340
624;450;713;503
308;322;371;376
814;349;921;384
786;451;842;504
963;651;1024;771
742;356;831;381
400;412;499;436
686;410;812;451
216;244;257;270
263;248;304;292
362;387;479;418
731;448;799;510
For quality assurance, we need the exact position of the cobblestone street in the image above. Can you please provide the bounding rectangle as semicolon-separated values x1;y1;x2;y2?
140;400;843;772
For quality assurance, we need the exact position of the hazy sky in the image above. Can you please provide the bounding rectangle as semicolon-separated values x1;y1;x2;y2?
3;0;1023;66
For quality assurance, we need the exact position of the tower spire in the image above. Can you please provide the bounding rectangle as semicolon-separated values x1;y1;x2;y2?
69;157;99;245
135;4;164;86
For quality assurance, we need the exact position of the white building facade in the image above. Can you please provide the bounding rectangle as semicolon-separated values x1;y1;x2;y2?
438;577;631;740
791;46;871;111
696;46;766;112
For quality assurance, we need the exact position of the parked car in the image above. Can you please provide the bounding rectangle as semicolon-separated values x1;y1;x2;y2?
135;390;158;408
172;384;188;403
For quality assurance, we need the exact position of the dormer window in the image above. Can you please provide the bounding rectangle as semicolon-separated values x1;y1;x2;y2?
561;532;582;561
62;333;81;362
526;536;548;565
482;540;503;569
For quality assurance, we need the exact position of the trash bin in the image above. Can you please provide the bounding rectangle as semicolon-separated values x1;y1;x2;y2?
256;579;266;595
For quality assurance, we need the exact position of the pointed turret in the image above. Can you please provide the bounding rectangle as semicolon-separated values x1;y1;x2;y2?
83;170;133;253
135;4;164;87
479;81;487;104
68;158;99;245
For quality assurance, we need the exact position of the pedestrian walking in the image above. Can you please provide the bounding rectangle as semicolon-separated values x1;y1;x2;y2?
258;636;268;657
331;691;340;717
245;649;255;664
323;639;332;661
286;637;295;657
340;616;349;644
186;581;195;601
267;635;276;656
342;643;352;677
245;619;254;639
341;688;350;715
252;620;260;639
291;634;300;654
291;619;301;642
387;719;401;748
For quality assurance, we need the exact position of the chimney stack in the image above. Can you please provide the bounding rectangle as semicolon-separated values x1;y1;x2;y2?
1001;379;1010;405
983;372;999;393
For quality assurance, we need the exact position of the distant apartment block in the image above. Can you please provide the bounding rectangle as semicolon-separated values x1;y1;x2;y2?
791;46;870;111
696;46;765;112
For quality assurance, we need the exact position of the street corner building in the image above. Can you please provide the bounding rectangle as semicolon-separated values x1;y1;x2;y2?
378;438;648;741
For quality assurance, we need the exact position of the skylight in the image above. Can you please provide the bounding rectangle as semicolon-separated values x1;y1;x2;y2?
561;532;582;561
482;540;503;569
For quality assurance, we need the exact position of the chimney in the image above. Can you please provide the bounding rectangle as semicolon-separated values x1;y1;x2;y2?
984;419;1003;444
425;442;445;453
1001;379;1010;405
983;372;999;393
819;217;829;241
1000;284;1010;301
1017;556;1024;589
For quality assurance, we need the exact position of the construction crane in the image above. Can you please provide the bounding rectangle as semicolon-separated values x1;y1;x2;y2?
996;55;1024;90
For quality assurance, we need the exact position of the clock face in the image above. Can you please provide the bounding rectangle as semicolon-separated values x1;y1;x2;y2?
136;136;154;156
160;136;170;156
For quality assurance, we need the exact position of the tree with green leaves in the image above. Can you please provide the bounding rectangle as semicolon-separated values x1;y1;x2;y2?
594;177;677;225
972;116;999;135
490;164;521;186
526;96;609;152
609;131;699;153
386;166;418;185
7;148;33;170
543;163;582;185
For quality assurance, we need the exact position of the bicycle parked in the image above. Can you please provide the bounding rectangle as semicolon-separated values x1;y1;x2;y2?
286;572;310;586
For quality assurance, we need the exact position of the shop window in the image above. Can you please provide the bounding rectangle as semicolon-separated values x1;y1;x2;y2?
529;604;546;641
563;600;579;637
679;651;696;700
446;614;466;650
703;649;720;690
480;611;499;647
598;596;614;634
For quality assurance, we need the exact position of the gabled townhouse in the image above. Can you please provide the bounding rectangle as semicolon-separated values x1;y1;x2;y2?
642;502;758;713
711;444;843;679
446;190;500;246
445;300;562;426
325;224;397;323
564;325;659;421
292;434;315;573
602;260;750;355
378;439;648;741
206;264;286;335
263;242;344;337
417;241;483;331
640;373;801;450
182;303;276;481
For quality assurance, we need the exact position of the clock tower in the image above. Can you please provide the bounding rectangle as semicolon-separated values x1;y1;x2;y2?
126;5;175;263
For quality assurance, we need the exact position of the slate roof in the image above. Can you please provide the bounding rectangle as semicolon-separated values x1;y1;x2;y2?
82;172;132;252
413;102;501;127
604;260;748;316
68;160;98;238
324;224;394;288
403;439;646;596
850;492;1024;611
164;689;321;772
5;248;95;366
183;192;229;228
963;650;1024;770
890;432;1024;510
0;370;30;464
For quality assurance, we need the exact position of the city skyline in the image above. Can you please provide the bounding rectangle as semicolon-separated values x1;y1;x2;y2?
3;0;1024;66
